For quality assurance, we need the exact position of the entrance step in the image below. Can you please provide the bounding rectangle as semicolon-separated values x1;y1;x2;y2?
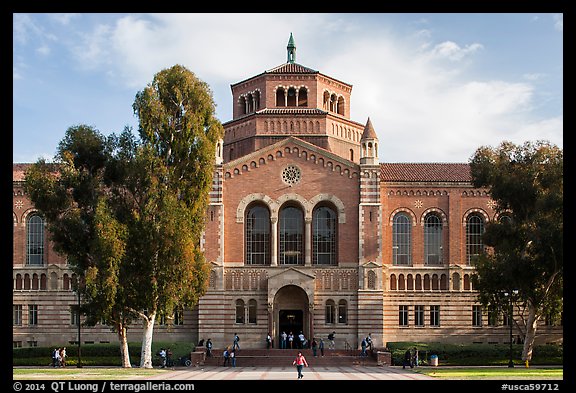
202;348;379;367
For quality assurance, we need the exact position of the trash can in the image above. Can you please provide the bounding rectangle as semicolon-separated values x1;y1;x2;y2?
430;354;438;366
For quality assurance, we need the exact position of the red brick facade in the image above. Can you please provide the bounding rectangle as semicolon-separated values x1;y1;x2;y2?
12;36;562;349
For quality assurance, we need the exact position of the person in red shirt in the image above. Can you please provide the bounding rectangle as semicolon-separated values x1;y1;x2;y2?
292;351;309;379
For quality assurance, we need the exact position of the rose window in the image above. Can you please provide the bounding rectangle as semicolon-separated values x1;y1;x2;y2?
281;165;301;186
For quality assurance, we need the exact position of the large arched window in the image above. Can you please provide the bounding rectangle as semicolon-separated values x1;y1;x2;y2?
279;205;304;265
392;212;412;265
424;213;443;265
466;213;485;264
248;299;257;324
325;300;336;324
313;205;337;265
245;204;271;265
235;299;245;324
338;299;348;324
26;214;45;265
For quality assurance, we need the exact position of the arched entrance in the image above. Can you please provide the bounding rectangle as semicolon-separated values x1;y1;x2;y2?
273;285;310;347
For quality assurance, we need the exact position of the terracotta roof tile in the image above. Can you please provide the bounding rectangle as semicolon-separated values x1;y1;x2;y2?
266;63;318;74
380;163;471;182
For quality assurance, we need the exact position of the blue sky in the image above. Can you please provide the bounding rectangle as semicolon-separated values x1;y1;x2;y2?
13;13;563;163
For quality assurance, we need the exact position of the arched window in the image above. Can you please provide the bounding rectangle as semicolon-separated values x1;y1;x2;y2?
276;88;286;107
245;204;271;265
325;299;336;324
337;96;345;115
367;270;376;290
466;213;485;264
26;214;45;265
392;212;411;265
313;205;337;265
279;205;304;265
287;87;297;106
338;300;348;324
235;299;245;324
298;87;308;107
424;214;443;265
248;299;257;324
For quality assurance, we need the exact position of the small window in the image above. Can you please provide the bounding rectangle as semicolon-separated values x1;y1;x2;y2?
399;305;409;326
325;300;336;324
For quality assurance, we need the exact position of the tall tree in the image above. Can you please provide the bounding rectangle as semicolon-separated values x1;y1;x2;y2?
470;140;563;365
23;125;135;367
126;64;224;368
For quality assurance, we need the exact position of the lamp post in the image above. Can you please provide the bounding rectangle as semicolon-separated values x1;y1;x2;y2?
75;280;82;368
505;290;518;368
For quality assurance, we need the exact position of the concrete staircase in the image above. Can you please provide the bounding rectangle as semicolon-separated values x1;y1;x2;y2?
202;348;379;367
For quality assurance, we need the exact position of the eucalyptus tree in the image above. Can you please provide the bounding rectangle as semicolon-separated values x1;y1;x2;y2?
124;64;224;368
23;125;135;367
470;140;563;365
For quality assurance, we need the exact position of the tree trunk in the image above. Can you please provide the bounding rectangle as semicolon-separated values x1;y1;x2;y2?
521;302;539;365
117;322;132;368
139;312;156;368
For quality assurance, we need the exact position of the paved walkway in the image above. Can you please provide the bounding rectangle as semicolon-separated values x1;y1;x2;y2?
143;365;436;380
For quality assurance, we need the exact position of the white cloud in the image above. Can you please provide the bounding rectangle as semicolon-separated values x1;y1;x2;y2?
427;41;484;62
15;13;562;163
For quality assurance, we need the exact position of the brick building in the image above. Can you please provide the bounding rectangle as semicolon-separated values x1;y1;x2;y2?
13;34;562;349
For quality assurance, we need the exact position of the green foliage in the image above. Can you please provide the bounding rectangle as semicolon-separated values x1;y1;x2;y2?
386;342;562;366
13;342;197;367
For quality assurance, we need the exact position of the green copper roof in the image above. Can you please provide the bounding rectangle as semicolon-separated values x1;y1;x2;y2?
287;32;295;48
287;32;296;63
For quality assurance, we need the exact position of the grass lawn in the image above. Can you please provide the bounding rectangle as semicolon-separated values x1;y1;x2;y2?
13;368;170;380
414;366;563;380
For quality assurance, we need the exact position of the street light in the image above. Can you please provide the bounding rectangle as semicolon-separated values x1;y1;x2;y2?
77;288;82;368
504;289;518;368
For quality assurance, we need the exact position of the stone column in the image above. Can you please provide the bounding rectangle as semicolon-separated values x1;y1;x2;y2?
305;217;312;266
271;217;278;266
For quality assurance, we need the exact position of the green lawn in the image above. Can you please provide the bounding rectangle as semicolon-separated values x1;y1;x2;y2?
13;368;169;380
414;366;563;380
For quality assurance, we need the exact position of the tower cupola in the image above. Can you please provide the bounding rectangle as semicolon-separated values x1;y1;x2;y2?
287;32;296;63
360;117;379;165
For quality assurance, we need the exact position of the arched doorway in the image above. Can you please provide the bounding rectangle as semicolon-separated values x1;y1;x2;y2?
273;285;310;347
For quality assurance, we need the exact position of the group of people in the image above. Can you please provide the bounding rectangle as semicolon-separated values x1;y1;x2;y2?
360;333;374;357
222;333;240;367
51;347;67;367
403;347;419;369
157;347;173;368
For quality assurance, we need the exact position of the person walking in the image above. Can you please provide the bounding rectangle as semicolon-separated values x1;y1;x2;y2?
328;331;336;349
319;338;325;357
206;338;213;357
298;331;306;349
360;337;367;357
230;348;236;367
292;351;308;379
280;331;287;349
266;333;272;349
158;348;167;368
403;349;412;369
366;333;373;351
233;333;240;350
288;332;294;349
51;348;59;367
59;347;67;367
311;338;318;357
223;348;230;366
412;347;419;367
